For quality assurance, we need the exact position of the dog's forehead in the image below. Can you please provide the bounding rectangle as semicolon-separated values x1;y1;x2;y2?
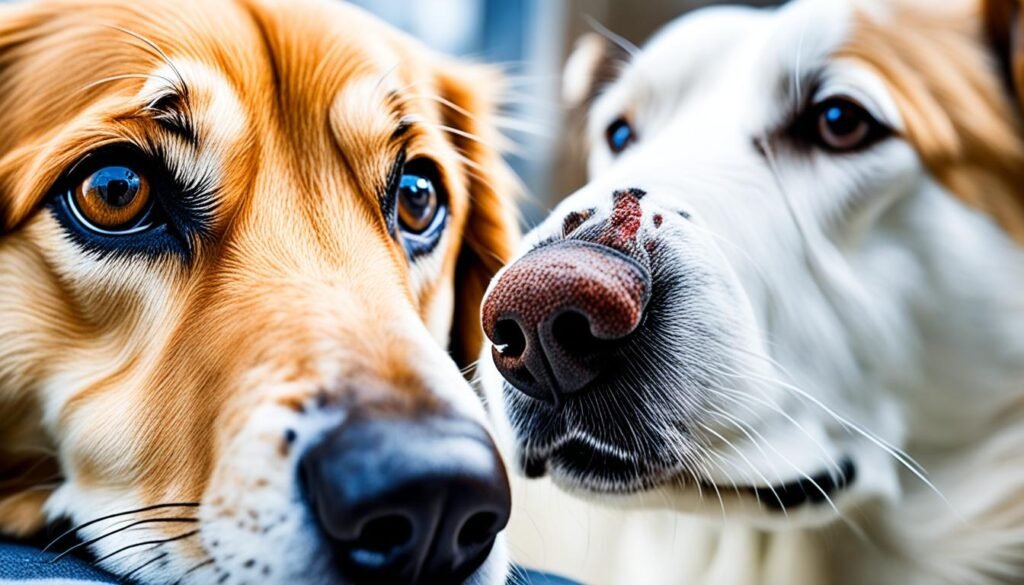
631;0;855;102
0;0;457;233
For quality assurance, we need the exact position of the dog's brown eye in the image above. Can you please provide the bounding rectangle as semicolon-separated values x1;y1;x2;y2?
72;165;151;230
393;158;448;257
397;168;440;234
814;97;883;152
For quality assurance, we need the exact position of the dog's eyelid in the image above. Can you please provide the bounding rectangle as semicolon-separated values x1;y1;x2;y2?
63;152;97;182
812;88;891;131
812;62;903;132
391;115;422;142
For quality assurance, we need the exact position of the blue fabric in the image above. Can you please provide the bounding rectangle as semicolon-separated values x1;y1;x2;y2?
0;541;581;584
508;568;582;585
0;541;114;581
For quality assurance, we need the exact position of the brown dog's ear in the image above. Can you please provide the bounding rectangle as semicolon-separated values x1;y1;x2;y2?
985;0;1024;111
434;63;520;370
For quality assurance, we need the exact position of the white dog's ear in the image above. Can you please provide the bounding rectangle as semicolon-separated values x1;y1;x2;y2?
562;32;630;109
985;0;1024;111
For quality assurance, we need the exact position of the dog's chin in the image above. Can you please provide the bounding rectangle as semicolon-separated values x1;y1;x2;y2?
518;430;860;527
520;435;684;495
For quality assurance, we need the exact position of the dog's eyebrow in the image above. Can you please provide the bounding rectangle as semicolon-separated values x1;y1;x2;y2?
141;88;198;145
391;113;423;142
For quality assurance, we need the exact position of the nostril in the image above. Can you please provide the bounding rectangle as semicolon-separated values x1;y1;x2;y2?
493;318;527;358
457;511;499;549
551;310;605;356
348;514;414;568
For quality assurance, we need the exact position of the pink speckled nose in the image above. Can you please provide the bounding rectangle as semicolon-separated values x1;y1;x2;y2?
481;240;651;404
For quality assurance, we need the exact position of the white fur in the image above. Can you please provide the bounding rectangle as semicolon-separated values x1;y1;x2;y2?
483;1;1024;583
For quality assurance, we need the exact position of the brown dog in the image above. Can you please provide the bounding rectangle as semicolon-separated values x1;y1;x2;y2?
0;0;517;583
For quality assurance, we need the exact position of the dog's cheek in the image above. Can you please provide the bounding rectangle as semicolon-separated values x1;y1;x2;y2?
0;223;83;536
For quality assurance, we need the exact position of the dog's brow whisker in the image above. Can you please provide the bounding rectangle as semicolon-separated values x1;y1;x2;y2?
583;14;640;57
50;517;199;563
416;120;515;155
103;25;190;101
460;359;480;377
75;72;178;98
404;92;549;141
43;502;200;552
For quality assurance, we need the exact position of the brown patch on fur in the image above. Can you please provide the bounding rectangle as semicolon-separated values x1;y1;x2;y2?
840;2;1024;242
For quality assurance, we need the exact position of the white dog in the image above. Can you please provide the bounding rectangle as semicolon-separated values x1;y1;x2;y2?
479;0;1024;583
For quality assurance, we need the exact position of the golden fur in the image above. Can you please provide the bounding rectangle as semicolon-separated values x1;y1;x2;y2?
0;0;516;560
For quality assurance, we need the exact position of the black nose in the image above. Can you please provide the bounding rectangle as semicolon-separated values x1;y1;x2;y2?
482;240;651;404
300;415;511;585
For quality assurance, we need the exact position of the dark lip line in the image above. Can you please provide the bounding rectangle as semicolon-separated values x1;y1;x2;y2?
525;438;857;510
738;457;857;511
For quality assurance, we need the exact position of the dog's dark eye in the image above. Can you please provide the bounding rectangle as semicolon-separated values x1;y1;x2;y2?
606;117;635;154
70;165;153;233
51;145;208;259
812;97;887;152
395;158;448;256
398;171;439;234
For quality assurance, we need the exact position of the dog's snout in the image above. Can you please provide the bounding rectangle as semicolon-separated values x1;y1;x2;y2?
299;415;510;585
482;240;652;403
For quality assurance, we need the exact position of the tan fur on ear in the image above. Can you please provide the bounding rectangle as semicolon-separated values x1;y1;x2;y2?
841;4;1024;242
434;63;520;369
